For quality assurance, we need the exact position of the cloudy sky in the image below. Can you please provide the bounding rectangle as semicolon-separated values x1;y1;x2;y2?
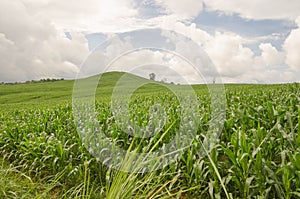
1;0;300;83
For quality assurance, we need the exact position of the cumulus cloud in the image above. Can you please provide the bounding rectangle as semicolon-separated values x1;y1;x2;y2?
203;0;300;20
1;0;299;83
0;0;89;82
154;20;211;45
110;48;205;84
204;32;254;77
157;21;297;83
20;0;138;32
222;70;298;84
80;35;134;77
81;31;210;84
155;0;203;20
259;43;284;67
283;17;300;70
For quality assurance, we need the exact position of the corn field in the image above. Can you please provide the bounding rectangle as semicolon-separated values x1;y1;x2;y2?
0;83;299;198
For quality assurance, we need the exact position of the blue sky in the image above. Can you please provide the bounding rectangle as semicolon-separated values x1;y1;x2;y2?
84;9;297;54
0;0;300;83
194;8;297;55
194;8;296;37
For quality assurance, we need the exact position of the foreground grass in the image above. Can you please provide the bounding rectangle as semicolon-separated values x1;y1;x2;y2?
0;158;63;198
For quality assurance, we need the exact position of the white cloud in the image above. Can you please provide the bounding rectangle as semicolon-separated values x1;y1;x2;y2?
203;0;300;20
222;70;298;84
283;16;300;70
155;0;203;20
204;32;254;77
80;35;135;77
156;20;211;44
110;49;203;83
20;0;138;32
259;43;284;67
0;0;89;82
82;32;207;84
1;0;299;83
157;21;298;83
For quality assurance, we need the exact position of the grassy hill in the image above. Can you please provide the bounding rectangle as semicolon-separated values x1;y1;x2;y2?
0;72;141;108
0;71;296;109
0;72;206;108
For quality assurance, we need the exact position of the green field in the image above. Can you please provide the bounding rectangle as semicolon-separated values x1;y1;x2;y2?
0;72;299;198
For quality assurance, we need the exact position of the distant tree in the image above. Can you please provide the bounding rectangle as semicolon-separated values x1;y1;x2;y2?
213;77;216;84
160;78;167;83
149;73;156;81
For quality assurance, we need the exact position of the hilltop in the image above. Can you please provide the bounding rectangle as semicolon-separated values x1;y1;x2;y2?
0;71;295;109
0;72;198;108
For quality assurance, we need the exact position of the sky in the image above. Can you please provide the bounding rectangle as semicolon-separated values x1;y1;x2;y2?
0;0;300;83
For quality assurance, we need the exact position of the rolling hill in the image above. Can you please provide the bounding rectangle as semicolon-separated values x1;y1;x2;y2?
0;71;294;109
0;72;201;108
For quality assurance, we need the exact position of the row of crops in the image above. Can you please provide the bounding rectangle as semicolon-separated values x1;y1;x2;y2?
0;83;299;198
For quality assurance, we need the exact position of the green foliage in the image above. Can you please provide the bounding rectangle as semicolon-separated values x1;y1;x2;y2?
0;72;299;198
